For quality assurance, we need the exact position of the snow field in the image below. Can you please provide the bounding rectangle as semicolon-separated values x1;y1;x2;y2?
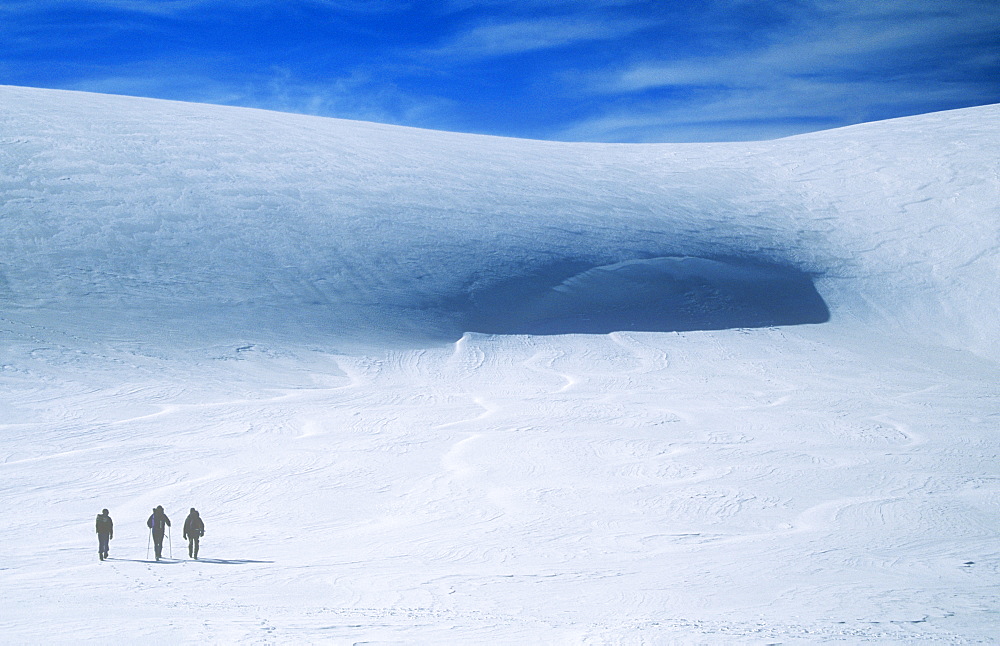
1;86;999;642
3;327;998;642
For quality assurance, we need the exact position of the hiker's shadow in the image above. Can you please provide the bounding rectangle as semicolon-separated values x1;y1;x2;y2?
110;558;274;565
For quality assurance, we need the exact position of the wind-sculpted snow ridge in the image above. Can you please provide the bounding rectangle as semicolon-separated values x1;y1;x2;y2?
0;86;998;356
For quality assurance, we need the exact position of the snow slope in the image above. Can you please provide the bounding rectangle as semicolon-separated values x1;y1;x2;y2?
1;86;998;643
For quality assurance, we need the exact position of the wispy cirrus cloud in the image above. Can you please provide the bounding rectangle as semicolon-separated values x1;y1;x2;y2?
62;62;459;131
428;14;656;59
555;0;1000;141
599;3;999;94
2;0;998;142
557;75;1000;143
438;0;648;10
239;66;459;127
0;0;207;16
0;0;406;15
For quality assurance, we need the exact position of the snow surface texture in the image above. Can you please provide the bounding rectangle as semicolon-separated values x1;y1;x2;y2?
1;85;998;643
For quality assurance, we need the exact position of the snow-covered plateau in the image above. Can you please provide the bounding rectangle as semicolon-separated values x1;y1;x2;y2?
1;85;998;643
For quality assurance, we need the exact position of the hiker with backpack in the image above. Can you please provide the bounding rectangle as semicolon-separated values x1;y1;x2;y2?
183;508;205;559
95;509;113;561
147;506;171;561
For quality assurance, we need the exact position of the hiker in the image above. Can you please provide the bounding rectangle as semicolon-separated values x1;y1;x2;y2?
183;508;205;559
147;506;171;560
95;509;113;561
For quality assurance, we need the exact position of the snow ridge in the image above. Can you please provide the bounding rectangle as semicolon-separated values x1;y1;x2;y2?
3;86;997;355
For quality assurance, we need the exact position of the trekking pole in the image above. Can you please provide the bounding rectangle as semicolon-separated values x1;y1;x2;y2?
168;524;173;559
146;527;151;560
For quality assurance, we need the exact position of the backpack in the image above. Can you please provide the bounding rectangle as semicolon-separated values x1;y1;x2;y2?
148;512;168;531
96;515;112;533
187;514;205;535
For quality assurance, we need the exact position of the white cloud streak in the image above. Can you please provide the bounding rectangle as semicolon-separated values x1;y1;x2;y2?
429;15;655;59
0;0;207;16
0;0;406;17
4;0;996;142
557;75;999;143
63;64;457;130
557;0;1000;141
597;2;999;94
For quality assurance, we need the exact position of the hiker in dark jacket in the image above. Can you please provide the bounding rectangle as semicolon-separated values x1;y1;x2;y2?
147;506;171;560
183;508;205;559
95;509;113;561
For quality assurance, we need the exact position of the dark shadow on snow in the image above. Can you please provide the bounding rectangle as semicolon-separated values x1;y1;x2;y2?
107;558;273;565
193;559;274;565
461;256;830;335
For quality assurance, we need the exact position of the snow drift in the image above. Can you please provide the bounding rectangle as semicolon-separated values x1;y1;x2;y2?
2;86;996;355
1;87;999;643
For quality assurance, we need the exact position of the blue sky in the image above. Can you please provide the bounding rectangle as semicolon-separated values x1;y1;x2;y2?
2;0;999;142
